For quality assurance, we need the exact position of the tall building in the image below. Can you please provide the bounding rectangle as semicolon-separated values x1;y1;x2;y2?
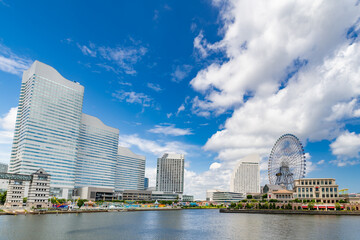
0;163;8;173
75;114;119;189
8;61;146;199
230;154;260;194
115;146;146;191
156;153;184;193
144;177;149;190
9;61;84;198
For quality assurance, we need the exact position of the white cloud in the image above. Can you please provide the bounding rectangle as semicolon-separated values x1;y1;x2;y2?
171;64;192;83
118;134;190;156
112;90;155;108
147;82;163;92
0;44;32;76
190;0;360;162
0;107;17;164
77;41;147;75
176;104;185;115
209;162;221;170
317;160;325;165
0;107;17;144
148;124;193;136
166;113;172;118
184;0;360;196
330;131;360;162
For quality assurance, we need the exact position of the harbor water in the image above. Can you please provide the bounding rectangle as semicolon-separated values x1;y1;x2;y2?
0;209;360;240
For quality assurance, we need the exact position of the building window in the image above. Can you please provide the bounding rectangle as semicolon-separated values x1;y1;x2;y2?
310;188;313;192
325;181;328;185
321;180;324;185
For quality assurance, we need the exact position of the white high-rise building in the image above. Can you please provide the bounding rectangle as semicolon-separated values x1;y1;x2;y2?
230;154;260;194
156;153;184;193
75;113;119;189
9;61;84;198
116;146;145;191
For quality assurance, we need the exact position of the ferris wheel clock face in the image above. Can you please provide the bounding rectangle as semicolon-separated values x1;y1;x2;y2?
268;134;306;190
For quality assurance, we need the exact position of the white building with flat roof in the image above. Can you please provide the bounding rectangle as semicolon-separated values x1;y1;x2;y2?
156;153;184;193
230;154;260;194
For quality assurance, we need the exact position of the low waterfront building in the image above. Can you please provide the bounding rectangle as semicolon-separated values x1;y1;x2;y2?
2;169;50;208
268;189;294;203
293;178;341;203
122;190;152;201
206;190;245;202
27;169;51;208
74;187;115;201
151;191;180;201
182;195;194;202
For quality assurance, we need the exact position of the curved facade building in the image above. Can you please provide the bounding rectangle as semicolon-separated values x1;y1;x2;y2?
9;61;84;198
116;146;145;191
75;114;119;189
230;154;260;194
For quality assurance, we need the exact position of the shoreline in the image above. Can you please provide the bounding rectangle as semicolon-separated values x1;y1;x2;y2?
220;209;360;216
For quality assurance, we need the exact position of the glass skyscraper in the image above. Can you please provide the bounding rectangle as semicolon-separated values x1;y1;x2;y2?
116;146;146;191
9;61;84;198
75;113;119;189
9;61;146;198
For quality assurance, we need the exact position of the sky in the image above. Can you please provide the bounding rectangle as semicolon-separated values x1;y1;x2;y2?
0;0;360;200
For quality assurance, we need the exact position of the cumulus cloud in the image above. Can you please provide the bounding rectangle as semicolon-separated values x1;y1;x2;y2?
118;134;191;156
330;131;360;166
0;107;17;144
177;104;185;115
184;0;360;197
148;124;193;136
190;0;360;162
0;107;17;164
0;44;32;76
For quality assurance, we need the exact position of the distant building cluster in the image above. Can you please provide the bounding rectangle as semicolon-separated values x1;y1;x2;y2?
0;61;191;204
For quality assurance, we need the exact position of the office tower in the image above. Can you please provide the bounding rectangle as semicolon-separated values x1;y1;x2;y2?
230;154;260;193
156;153;184;193
115;146;146;191
75;113;119;189
144;177;149;190
9;61;84;198
0;163;8;173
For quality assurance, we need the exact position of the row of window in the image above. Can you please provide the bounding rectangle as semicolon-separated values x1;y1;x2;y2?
34;199;46;202
299;180;333;185
35;188;47;191
295;193;338;198
35;193;46;197
298;187;337;192
36;182;47;186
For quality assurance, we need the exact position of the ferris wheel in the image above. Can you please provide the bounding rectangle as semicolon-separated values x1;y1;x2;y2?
268;134;306;190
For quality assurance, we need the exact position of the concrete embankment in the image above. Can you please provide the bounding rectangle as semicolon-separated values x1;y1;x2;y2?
0;208;182;215
220;209;360;216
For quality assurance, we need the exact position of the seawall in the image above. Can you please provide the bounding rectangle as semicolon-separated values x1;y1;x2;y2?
220;209;360;216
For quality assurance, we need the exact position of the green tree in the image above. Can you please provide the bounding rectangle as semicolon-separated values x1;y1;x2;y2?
308;202;314;210
237;203;243;209
77;199;87;209
335;202;341;210
269;199;278;203
230;202;236;208
0;191;6;204
23;197;27;203
246;195;253;199
262;194;267;199
264;202;269;209
241;199;247;203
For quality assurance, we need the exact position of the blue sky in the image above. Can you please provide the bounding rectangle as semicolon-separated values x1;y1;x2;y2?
0;0;360;199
